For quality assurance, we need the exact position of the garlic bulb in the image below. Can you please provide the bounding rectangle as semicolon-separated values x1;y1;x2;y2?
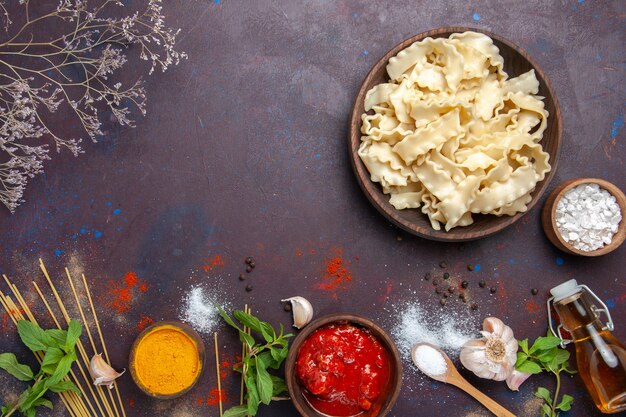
89;353;125;389
460;317;518;381
281;296;313;329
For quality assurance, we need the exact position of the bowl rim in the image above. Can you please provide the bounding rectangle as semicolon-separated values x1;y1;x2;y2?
542;177;626;256
285;313;403;417
128;320;206;399
348;26;563;242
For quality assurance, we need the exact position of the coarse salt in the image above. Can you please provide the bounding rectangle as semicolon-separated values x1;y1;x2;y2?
391;302;478;359
180;286;220;333
555;183;622;252
412;344;447;376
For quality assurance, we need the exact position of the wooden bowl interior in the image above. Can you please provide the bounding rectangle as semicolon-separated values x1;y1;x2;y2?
349;27;562;241
128;321;206;399
542;178;626;257
285;314;403;417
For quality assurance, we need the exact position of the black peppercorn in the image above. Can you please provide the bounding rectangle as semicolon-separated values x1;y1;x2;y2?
249;261;255;269
471;303;478;310
461;281;469;289
246;265;253;273
424;272;431;281
435;288;442;294
245;257;253;264
284;303;292;312
432;278;439;285
238;274;246;281
531;288;538;295
467;264;474;271
443;272;450;279
245;284;253;292
447;286;455;294
440;298;447;306
490;287;497;294
479;280;486;288
439;261;447;268
443;292;449;298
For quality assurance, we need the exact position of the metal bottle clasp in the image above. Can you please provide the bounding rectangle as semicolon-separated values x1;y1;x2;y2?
547;284;615;348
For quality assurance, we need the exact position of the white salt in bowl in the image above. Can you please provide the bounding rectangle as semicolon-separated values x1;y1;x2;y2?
542;178;626;256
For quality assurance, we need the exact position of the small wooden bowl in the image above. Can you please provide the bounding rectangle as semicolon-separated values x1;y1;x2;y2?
129;321;205;399
285;314;402;417
349;27;562;241
542;178;626;256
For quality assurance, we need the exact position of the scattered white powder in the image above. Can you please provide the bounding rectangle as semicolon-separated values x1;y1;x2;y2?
392;303;477;359
556;183;622;252
180;286;221;333
412;345;447;376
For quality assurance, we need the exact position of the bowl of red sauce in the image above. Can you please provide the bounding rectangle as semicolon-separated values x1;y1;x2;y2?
286;314;402;417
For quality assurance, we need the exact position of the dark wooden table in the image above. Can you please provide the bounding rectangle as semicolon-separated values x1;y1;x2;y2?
1;1;625;416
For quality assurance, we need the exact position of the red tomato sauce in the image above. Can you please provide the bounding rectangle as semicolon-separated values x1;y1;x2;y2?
295;323;392;416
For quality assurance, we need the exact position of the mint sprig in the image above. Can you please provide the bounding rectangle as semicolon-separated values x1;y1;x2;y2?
516;333;576;417
217;306;292;417
0;320;82;417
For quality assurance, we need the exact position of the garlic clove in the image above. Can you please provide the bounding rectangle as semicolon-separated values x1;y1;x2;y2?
505;369;531;391
89;353;125;389
281;296;313;329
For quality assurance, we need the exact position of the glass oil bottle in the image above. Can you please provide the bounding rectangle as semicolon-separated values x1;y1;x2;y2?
549;279;626;414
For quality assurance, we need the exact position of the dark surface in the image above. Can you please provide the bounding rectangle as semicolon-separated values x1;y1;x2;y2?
1;1;625;417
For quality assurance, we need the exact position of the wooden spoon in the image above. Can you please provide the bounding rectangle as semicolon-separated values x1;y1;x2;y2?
412;343;517;417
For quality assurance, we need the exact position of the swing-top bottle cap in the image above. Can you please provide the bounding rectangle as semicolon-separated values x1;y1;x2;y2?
550;279;581;302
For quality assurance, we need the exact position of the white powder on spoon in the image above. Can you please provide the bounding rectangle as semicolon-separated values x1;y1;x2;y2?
412;344;447;376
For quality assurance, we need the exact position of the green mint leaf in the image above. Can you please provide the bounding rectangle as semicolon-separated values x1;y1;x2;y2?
47;380;81;395
537;347;558;366
556;394;573;411
518;338;529;354
529;336;562;354
259;322;275;343
63;320;82;353
540;403;552;417
535;387;552;405
0;353;34;381
216;306;243;332
255;357;273;405
515;352;528;368
19;380;47;413
17;321;54;353
239;331;255;349
2;405;11;414
233;310;263;333
270;375;287;396
44;329;67;346
31;397;53;410
40;348;64;375
246;374;260;415
223;405;249;417
517;360;543;374
548;349;570;370
24;407;35;417
45;351;76;387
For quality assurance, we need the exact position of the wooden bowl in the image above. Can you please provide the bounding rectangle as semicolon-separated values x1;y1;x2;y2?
285;314;402;417
349;27;562;241
542;178;626;256
129;321;206;399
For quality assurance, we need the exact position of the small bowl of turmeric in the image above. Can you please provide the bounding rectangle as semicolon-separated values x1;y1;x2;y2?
129;321;205;399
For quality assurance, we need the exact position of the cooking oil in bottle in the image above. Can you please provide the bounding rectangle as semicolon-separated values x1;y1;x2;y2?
550;279;626;414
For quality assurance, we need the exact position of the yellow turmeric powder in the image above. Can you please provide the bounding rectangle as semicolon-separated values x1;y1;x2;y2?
133;325;201;395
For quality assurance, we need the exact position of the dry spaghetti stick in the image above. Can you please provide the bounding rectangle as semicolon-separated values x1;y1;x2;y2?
81;273;127;417
214;332;224;417
38;261;116;417
66;268;121;417
240;304;248;405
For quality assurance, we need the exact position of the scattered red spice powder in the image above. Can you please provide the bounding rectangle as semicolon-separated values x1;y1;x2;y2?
526;300;541;313
202;254;225;272
136;315;154;331
128;399;135;408
105;272;148;314
206;388;227;405
316;248;353;293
